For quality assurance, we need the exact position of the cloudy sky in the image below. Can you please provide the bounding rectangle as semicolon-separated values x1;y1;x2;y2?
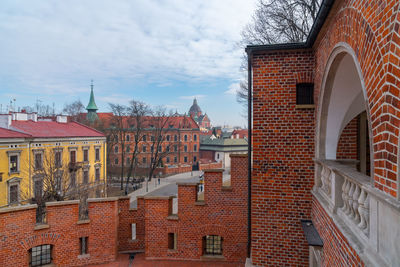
0;0;255;126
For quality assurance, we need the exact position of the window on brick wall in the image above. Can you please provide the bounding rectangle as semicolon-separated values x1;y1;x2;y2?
184;156;188;163
143;135;147;141
194;144;197;152
30;244;52;266
114;146;119;153
184;145;187;152
126;134;130;142
174;135;178;142
143;145;147;152
194;134;197;141
115;158;119;165
296;83;314;105
166;157;170;163
174;145;178;152
166;135;170;141
79;237;88;255
174;156;177;163
131;223;136;240
184;135;188;141
168;233;177;250
203;235;222;255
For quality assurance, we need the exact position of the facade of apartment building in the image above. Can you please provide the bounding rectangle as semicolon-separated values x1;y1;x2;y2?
247;0;400;266
0;112;107;207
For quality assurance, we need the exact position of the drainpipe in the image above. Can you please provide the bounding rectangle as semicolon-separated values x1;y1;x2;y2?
246;50;252;258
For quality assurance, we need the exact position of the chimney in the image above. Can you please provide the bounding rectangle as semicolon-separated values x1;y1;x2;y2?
56;115;68;123
0;114;11;129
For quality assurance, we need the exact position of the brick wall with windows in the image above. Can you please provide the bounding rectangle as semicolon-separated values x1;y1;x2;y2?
144;154;248;262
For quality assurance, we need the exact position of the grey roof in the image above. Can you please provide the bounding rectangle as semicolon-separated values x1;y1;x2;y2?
189;98;202;115
200;137;248;152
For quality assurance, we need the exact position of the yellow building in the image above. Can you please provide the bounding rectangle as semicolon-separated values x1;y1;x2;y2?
0;112;107;207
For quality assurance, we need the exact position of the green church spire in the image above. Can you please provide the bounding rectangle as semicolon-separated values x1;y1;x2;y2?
86;80;99;122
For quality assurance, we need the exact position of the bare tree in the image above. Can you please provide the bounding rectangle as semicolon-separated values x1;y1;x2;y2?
63;100;85;122
237;0;321;106
147;107;174;181
124;99;150;194
109;103;130;190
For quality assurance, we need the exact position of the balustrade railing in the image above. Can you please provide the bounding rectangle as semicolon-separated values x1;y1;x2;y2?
315;159;370;236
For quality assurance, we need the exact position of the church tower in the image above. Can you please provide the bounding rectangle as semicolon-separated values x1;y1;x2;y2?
86;80;99;122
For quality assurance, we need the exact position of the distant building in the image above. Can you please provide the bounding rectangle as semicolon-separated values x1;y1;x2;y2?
0;111;106;207
188;98;211;129
200;135;247;169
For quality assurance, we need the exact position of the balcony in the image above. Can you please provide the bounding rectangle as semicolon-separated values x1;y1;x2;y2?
313;159;400;266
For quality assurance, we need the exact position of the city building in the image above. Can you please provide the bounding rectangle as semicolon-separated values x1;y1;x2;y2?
0;111;107;207
200;135;248;169
188;98;211;129
246;0;400;266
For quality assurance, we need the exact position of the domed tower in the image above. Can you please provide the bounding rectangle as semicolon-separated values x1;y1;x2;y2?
188;98;202;118
86;80;99;122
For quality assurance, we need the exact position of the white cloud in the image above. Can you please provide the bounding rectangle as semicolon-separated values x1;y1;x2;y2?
225;82;240;95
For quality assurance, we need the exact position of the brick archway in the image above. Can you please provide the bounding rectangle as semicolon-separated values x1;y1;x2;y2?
315;6;398;196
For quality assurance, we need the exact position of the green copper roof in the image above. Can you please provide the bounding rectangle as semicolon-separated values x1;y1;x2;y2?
86;83;98;111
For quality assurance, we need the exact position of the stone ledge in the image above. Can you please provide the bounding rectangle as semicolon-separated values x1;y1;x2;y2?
295;104;315;109
0;204;37;214
200;255;225;261
87;197;119;203
167;214;179;220
77;219;90;225
221;186;232;191
77;254;90;259
230;154;248;158
34;224;50;231
204;169;225;173
46;200;79;207
195;201;206;206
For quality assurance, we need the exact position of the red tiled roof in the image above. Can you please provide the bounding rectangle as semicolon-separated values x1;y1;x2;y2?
0;127;31;138
96;113;199;130
11;120;105;138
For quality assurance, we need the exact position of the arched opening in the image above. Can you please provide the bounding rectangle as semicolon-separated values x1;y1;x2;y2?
317;48;373;177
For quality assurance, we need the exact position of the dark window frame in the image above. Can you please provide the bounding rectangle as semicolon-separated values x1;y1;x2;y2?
296;83;314;105
30;244;52;267
203;235;222;256
79;236;89;255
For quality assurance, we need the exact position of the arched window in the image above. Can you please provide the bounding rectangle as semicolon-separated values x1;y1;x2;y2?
29;244;52;266
203;235;222;255
126;135;130;142
114;146;118;153
114;158;119;165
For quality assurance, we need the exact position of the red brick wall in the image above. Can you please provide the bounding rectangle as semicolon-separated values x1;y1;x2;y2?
144;155;248;262
336;117;358;160
251;50;315;266
118;197;145;252
311;197;364;266
200;150;214;161
199;161;222;170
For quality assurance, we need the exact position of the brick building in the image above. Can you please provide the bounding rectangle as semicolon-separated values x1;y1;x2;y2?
189;98;211;129
246;0;400;266
0;155;248;266
98;113;201;176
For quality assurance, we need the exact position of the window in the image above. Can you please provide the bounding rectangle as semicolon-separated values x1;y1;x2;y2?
83;149;89;162
114;135;118;142
193;156;197;162
296;83;314;105
158;146;162;152
30;244;52;267
168;233;177;250
143;135;147;142
166;157;170;163
95;148;100;161
203;235;222;255
194;134;197;141
174;135;178;142
166;135;170;141
114;146;119;153
184;145;188;152
131;223;136;240
83;170;89;184
142;157;147;164
55;151;62;167
184;156;188;163
34;179;43;199
126;135;130;141
70;172;76;187
166;145;170;152
115;158;119;165
126;146;130;153
9;155;19;173
217;154;220;159
151;136;155;141
174;145;178;152
174;157;177;163
9;184;18;204
194;144;197;152
143;146;147;152
79;237;88;255
126;157;130;165
151;146;154;153
35;153;43;170
95;168;100;181
70;150;76;163
184;135;188;141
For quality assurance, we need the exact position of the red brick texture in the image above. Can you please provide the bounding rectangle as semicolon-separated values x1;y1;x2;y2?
144;154;248;263
199;161;223;171
313;0;400;198
0;197;143;267
311;197;364;266
336;117;358;160
251;50;315;266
